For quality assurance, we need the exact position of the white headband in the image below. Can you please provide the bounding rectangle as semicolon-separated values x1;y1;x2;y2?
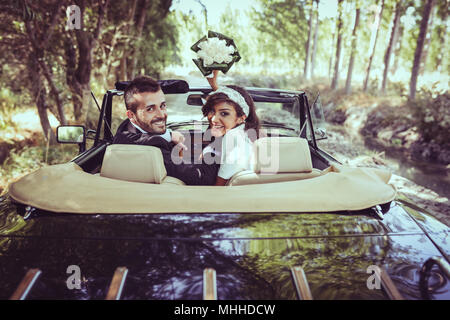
209;86;250;117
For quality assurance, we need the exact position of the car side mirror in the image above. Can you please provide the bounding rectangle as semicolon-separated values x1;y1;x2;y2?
187;94;205;106
57;125;86;153
314;128;327;140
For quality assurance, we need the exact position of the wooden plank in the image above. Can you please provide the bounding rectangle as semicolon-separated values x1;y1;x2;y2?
203;268;217;300
9;269;42;300
105;267;128;300
291;266;313;300
380;267;404;300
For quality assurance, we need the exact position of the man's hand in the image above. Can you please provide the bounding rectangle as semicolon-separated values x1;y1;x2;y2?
171;131;188;157
171;131;186;146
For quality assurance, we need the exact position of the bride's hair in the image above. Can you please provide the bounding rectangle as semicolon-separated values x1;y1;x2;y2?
202;85;260;141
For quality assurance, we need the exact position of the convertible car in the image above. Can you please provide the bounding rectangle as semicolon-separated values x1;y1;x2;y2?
0;80;448;300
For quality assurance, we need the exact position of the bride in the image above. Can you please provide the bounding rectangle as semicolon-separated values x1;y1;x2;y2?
201;70;261;186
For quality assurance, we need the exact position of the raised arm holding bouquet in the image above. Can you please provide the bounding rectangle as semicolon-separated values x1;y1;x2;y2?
206;70;219;91
198;64;261;186
191;31;241;78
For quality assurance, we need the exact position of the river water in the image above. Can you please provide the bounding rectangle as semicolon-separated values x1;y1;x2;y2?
364;139;450;200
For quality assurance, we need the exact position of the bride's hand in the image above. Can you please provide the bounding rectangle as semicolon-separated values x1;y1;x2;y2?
206;70;219;91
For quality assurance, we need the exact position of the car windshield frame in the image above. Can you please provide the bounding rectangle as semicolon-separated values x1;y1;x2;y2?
91;84;319;149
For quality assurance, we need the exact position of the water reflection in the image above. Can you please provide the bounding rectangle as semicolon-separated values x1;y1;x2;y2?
1;233;449;299
1;197;449;299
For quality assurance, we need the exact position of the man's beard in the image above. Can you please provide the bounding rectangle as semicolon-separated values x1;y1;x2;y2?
136;116;167;134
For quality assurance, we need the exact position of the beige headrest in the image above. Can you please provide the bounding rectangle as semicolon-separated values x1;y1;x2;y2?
100;144;167;183
253;137;312;174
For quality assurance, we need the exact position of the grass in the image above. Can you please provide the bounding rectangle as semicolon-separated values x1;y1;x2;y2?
0;88;81;195
0;138;79;195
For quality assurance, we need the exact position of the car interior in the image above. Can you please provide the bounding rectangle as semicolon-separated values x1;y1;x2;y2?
98;136;325;186
71;81;333;184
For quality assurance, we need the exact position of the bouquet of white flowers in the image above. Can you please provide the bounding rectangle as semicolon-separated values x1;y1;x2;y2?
191;31;241;76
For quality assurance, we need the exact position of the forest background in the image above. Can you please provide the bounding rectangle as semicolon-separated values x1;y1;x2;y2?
0;0;448;223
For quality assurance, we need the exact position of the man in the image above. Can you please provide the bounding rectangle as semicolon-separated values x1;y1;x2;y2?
113;76;219;185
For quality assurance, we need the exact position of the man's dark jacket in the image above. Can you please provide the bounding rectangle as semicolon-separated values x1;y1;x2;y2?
113;119;219;185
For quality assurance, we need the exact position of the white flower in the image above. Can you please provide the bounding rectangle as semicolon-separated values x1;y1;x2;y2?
196;37;235;67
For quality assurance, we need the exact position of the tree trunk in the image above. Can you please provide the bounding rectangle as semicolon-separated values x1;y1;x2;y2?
391;24;403;75
24;7;66;125
381;1;401;93
328;25;335;81
72;84;92;122
304;0;313;80
409;0;435;100
68;0;108;123
345;7;361;94
419;4;435;75
129;0;149;79
73;29;92;122
30;60;57;145
436;5;447;73
363;0;385;92
310;0;320;79
118;0;137;81
331;0;344;90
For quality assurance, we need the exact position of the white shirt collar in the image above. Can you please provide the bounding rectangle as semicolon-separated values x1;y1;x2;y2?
130;120;147;133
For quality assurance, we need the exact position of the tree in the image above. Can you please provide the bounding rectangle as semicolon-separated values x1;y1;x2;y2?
304;0;313;80
0;0;67;144
345;2;361;94
135;11;179;78
252;0;308;73
409;0;435;100
65;0;109;123
310;0;320;79
331;0;344;90
419;3;436;75
109;0;175;81
328;18;336;81
381;0;404;93
363;0;385;92
117;0;138;81
0;0;178;138
129;0;150;79
24;1;66;127
216;5;251;66
390;22;404;75
433;0;448;73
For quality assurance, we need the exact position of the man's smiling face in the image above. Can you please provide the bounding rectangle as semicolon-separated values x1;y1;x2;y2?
127;89;168;134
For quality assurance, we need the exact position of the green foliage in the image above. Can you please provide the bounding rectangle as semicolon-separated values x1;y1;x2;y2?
426;0;448;72
135;11;180;77
217;5;251;65
410;88;450;144
251;0;308;67
387;80;408;96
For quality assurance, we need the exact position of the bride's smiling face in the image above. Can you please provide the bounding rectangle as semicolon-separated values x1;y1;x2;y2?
207;102;246;137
